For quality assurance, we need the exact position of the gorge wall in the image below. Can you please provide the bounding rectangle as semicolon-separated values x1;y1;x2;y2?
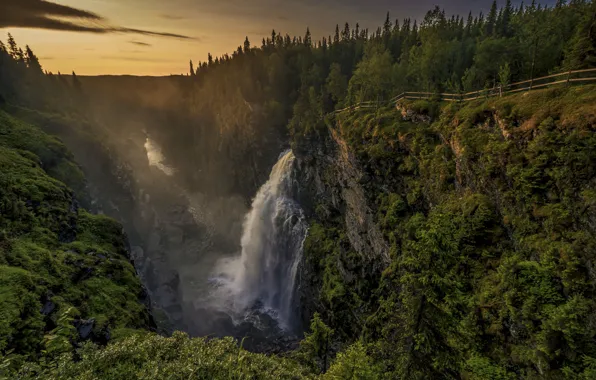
290;85;596;378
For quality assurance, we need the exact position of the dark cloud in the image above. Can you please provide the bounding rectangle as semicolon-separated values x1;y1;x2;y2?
129;40;152;47
0;0;194;39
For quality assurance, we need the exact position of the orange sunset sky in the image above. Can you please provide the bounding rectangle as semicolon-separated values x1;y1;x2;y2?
1;0;533;76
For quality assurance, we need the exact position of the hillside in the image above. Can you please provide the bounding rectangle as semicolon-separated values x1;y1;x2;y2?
0;110;155;368
294;85;596;378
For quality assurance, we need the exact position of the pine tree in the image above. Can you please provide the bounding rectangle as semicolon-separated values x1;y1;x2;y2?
189;60;195;76
342;23;351;41
383;12;392;36
334;24;340;44
207;53;213;65
501;0;513;37
244;37;251;53
486;0;498;35
563;1;596;69
295;313;334;373
519;1;525;15
7;33;18;60
465;11;474;37
271;30;277;47
71;71;82;91
304;27;312;47
25;45;42;72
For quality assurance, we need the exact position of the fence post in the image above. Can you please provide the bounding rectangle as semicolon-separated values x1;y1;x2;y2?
499;84;502;98
566;70;572;86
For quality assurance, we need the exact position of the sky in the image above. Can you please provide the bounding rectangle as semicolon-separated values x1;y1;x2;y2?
0;0;545;76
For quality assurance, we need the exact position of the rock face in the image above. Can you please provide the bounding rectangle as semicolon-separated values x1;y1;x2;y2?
293;123;390;326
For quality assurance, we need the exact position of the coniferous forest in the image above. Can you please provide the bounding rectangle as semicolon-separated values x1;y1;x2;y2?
1;0;596;379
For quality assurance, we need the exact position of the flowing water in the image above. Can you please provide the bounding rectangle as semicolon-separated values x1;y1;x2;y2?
142;138;306;340
210;150;307;331
145;137;177;176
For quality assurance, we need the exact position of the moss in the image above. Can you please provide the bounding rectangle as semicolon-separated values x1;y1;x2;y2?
0;110;87;204
0;111;151;364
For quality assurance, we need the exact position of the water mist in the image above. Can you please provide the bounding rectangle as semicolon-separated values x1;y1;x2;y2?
211;150;307;331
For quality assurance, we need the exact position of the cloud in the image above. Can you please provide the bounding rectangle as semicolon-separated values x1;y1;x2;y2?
129;40;152;47
0;0;194;39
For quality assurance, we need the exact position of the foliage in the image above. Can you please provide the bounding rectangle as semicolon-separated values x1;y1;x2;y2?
6;332;312;380
0;111;152;368
305;85;596;379
322;342;384;380
295;313;334;373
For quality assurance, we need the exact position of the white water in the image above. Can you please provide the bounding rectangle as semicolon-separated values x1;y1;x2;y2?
211;150;307;329
144;138;176;176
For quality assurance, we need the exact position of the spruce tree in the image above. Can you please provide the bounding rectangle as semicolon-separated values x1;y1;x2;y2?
304;27;312;47
342;23;351;41
7;33;18;60
501;0;513;37
71;71;82;91
383;12;392;36
563;1;596;69
334;24;340;44
486;0;498;35
25;45;42;72
244;37;251;53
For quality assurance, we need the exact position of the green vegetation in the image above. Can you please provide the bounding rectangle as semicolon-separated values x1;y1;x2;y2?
2;1;596;379
0;110;152;371
303;85;596;378
11;332;312;380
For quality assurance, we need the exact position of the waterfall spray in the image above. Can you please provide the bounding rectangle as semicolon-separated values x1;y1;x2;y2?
212;150;307;330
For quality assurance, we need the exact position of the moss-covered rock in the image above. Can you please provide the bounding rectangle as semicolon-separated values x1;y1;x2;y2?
0;111;152;367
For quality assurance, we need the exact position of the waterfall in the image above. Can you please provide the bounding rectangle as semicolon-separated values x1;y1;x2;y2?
144;137;176;176
212;150;307;330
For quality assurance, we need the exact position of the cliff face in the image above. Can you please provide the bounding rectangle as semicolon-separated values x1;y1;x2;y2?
293;86;596;378
0;110;154;362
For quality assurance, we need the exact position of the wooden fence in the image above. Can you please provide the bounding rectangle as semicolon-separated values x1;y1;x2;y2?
329;67;596;116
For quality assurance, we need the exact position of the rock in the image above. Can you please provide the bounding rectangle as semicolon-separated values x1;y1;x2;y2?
76;318;95;339
72;267;94;283
40;300;56;315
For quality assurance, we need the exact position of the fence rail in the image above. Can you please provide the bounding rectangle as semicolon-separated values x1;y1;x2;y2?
329;68;596;117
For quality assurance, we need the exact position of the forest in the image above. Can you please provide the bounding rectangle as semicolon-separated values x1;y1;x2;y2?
1;0;596;379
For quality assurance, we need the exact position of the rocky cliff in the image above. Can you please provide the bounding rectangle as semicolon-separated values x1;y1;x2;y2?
292;85;596;378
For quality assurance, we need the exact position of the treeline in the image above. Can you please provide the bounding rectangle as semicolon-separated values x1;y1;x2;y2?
181;0;595;135
0;33;84;111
